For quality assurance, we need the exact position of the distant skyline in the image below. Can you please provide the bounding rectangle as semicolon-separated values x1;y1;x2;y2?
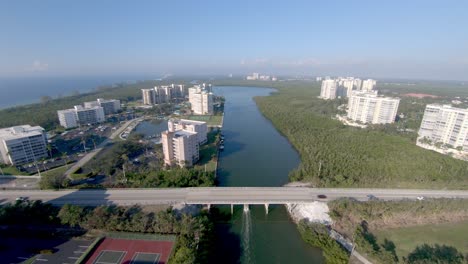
1;0;467;81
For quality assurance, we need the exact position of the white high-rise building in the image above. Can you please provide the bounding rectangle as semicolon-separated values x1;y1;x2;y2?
361;79;377;91
84;99;121;115
157;86;172;103
320;80;338;99
340;78;355;97
353;78;362;90
96;99;121;115
0;125;48;165
347;91;400;124
189;86;213;115
57;105;105;128
168;119;208;145
74;105;105;125
162;130;199;167
418;104;468;150
58;109;79;129
142;89;156;105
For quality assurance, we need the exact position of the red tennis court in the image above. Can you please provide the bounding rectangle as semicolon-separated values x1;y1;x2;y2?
85;237;174;264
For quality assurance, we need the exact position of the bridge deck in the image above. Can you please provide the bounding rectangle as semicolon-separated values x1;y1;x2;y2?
1;187;468;206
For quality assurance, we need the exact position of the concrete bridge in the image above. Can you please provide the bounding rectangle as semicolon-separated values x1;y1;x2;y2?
2;187;468;214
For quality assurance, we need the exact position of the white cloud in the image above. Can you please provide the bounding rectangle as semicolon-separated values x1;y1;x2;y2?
27;60;49;72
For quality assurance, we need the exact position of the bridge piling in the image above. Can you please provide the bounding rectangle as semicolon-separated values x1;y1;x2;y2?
265;203;269;215
231;204;234;215
243;204;249;212
207;204;211;211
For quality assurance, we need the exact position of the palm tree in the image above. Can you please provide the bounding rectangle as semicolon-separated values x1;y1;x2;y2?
121;154;129;183
46;144;53;158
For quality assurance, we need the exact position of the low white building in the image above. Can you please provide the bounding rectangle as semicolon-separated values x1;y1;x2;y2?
347;91;400;124
0;125;48;165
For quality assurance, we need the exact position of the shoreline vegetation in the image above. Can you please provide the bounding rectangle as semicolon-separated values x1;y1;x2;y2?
213;80;468;263
2;78;468;263
213;80;468;189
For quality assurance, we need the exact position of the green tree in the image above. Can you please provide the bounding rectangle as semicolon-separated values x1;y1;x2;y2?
58;204;86;227
406;244;465;264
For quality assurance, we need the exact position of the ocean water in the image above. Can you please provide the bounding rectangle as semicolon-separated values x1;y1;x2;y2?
0;75;157;109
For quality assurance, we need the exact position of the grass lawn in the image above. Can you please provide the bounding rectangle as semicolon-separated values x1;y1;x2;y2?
375;221;468;258
40;165;72;178
194;131;219;172
181;115;223;126
0;165;28;176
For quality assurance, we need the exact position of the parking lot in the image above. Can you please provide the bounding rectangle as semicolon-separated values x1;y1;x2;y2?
0;237;93;264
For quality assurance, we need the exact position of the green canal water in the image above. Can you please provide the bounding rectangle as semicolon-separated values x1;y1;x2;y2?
211;86;324;264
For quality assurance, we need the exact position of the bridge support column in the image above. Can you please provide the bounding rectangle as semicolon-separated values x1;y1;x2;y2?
207;204;211;211
264;203;269;215
243;204;249;212
231;204;234;215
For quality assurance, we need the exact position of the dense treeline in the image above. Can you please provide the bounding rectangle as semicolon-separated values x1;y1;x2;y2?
125;169;215;188
0;200;214;263
405;244;465;264
253;82;468;189
297;220;349;264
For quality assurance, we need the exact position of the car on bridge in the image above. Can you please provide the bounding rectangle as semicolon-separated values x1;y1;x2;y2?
317;194;327;199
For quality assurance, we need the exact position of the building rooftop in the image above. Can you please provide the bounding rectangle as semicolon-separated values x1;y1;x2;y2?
0;125;44;140
174;130;197;138
57;108;76;113
170;118;207;125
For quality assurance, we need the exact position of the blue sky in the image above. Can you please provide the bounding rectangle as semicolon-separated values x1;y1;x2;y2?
1;0;467;80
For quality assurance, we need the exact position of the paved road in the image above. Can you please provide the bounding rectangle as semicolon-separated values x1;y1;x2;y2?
1;187;468;206
64;118;144;178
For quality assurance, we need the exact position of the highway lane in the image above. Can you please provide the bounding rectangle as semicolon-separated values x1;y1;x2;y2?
1;187;468;206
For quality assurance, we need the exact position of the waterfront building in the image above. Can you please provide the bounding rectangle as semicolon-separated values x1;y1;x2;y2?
168;118;208;144
188;85;213;115
418;104;468;150
347;91;400;124
0;125;48;165
57;109;79;129
162;130;199;167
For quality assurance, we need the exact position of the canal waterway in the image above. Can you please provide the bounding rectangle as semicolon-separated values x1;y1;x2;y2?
212;86;324;263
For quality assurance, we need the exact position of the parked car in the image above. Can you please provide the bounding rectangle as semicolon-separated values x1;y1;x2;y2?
15;197;28;201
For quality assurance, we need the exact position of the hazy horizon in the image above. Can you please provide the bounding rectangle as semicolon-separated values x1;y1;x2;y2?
1;1;467;81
